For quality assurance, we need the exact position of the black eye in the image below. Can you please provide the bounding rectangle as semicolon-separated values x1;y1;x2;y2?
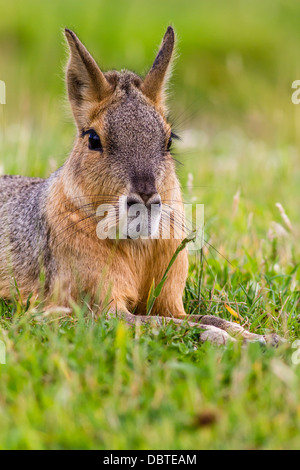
87;129;103;152
167;135;172;150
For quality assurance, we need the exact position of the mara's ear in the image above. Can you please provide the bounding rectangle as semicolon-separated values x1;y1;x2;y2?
141;26;175;106
64;28;112;129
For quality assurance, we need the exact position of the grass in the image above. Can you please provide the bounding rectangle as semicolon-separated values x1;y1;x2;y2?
0;312;300;450
0;0;300;450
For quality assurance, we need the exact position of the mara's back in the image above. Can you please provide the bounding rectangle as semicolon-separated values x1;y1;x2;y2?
0;175;52;297
0;175;44;204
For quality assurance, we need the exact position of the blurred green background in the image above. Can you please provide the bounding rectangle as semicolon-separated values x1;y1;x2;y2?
1;0;300;139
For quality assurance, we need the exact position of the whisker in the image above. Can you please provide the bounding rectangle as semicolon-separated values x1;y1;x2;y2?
52;212;99;245
159;185;210;196
54;217;99;249
202;239;233;267
68;195;121;201
50;198;120;233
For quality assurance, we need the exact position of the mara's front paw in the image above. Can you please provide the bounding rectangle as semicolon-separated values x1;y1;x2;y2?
264;333;287;347
199;325;236;346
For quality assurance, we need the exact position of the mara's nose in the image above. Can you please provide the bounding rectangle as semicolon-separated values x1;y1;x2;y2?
127;192;161;208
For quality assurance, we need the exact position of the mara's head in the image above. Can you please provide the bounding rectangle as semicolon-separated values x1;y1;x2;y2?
63;27;181;239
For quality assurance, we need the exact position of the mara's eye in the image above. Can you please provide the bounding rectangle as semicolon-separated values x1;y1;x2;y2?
167;132;179;151
88;129;103;152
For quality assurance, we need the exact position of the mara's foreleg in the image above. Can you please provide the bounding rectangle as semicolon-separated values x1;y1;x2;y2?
144;247;283;346
108;306;235;346
181;315;284;346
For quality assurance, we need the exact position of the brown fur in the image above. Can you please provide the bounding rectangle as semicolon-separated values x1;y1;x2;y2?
0;27;283;346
